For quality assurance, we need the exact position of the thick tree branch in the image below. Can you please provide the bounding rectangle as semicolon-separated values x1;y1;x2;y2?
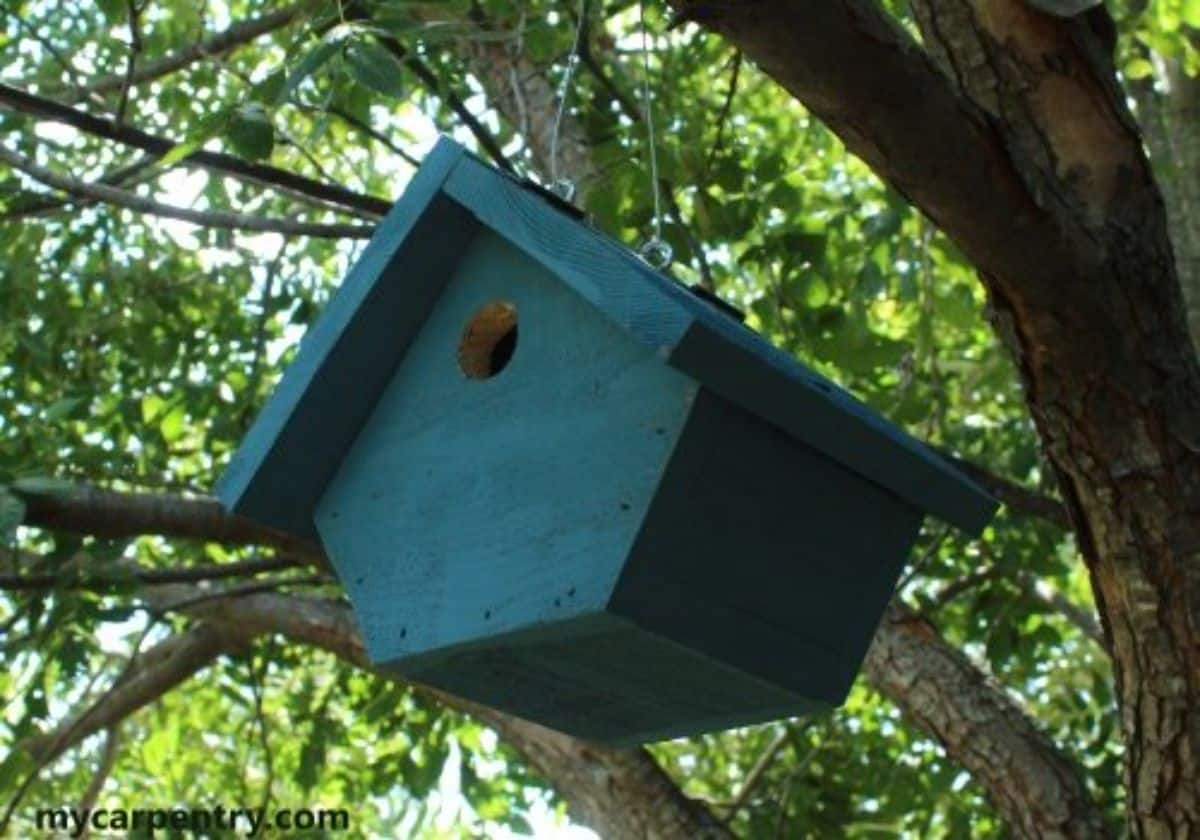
0;145;374;238
0;83;392;217
147;575;1102;838
0;555;302;591
15;484;322;559
864;602;1110;837
22;624;237;766
143;584;731;839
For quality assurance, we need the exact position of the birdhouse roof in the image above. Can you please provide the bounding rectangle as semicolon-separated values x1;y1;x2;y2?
217;137;996;541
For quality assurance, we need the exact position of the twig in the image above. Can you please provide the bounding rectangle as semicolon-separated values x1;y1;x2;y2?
705;51;741;172
321;105;421;166
1014;572;1106;649
77;727;121;837
935;448;1069;529
2;617;173;831
248;650;275;815
67;2;312;103
0;145;375;239
390;50;515;173
724;727;789;820
0;83;392;217
15;483;323;560
928;566;1000;608
1;153;159;220
0;555;303;592
896;522;952;592
153;575;334;614
113;0;143;127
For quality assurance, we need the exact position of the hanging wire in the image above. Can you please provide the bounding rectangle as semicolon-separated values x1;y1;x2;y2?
549;0;588;201
637;0;672;270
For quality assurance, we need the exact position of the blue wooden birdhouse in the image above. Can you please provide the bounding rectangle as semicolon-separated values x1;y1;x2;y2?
217;137;996;745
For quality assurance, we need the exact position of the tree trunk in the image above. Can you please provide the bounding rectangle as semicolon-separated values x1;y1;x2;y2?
670;0;1200;833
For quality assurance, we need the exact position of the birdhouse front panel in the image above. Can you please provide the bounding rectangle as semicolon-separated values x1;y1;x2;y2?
217;136;998;746
313;228;699;670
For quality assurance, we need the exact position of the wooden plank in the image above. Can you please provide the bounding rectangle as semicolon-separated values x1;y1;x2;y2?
441;151;996;534
313;229;699;666
614;388;924;703
216;137;471;538
395;612;827;745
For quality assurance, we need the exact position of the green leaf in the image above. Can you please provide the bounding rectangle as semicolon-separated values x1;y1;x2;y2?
863;209;902;242
141;393;165;424
251;68;288;105
282;38;343;101
44;395;85;421
0;489;25;540
1123;57;1155;80
344;41;406;98
225;104;275;161
1184;0;1200;28
160;405;187;443
157;107;235;168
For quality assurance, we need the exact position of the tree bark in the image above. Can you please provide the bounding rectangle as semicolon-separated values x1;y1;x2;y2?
865;602;1110;837
669;0;1200;832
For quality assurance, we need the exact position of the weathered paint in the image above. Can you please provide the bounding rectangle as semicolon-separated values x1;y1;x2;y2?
313;229;699;667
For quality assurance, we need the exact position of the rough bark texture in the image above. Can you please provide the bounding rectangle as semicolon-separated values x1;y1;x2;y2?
17;484;323;560
670;0;1200;833
1133;62;1200;344
865;602;1110;837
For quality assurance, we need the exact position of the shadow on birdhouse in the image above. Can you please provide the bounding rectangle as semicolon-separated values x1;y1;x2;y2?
217;137;997;746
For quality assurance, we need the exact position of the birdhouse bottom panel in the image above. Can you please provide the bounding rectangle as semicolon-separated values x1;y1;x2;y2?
385;611;832;746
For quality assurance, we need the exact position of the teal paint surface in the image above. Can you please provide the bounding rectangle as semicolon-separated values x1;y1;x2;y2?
313;229;699;668
215;136;1000;744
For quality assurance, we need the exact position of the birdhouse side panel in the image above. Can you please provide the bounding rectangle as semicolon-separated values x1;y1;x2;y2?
216;146;473;540
313;229;700;668
613;388;924;704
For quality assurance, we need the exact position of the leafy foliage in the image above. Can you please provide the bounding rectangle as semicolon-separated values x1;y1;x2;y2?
2;0;1189;834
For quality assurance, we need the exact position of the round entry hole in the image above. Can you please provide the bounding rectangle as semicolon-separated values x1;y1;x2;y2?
458;301;518;379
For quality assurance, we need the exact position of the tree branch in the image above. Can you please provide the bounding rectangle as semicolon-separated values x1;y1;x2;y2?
863;602;1110;837
937;450;1069;530
146;584;731;838
65;2;311;103
0;83;392;217
0;145;374;238
0;555;302;591
21;624;237;766
15;483;322;559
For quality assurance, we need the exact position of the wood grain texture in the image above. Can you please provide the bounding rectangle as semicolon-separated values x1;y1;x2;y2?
220;136;995;541
314;229;698;668
217;138;469;539
614;388;924;710
442;152;996;533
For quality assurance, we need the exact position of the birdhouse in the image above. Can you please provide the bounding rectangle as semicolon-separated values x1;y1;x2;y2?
217;137;996;746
